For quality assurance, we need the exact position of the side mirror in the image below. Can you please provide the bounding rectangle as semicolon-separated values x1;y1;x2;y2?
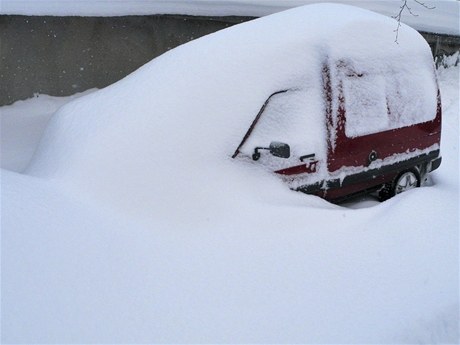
253;141;290;160
269;141;290;158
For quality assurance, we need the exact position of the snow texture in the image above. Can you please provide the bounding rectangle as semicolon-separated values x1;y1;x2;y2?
0;90;95;172
340;56;437;138
1;3;459;344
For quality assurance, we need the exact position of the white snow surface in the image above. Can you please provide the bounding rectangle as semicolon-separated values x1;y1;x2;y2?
0;90;96;172
1;4;459;343
1;0;459;35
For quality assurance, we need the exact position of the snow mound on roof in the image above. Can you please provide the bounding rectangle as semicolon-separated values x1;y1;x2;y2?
27;3;435;214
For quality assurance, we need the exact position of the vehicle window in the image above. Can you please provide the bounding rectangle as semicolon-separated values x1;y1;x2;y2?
240;88;326;165
342;73;389;138
385;71;437;128
340;62;437;138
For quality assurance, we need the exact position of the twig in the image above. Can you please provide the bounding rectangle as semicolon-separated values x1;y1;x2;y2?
392;0;436;43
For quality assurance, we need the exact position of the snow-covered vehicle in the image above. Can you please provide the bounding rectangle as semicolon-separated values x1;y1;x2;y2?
28;4;441;206
232;8;441;202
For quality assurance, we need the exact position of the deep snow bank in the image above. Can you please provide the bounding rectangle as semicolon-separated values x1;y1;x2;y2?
2;161;458;343
0;91;95;172
27;3;435;216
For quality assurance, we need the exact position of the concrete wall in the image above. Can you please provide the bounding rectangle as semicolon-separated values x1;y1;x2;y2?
0;15;252;106
1;14;459;106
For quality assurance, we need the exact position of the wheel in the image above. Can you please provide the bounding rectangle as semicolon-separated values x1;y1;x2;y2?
394;170;420;195
378;169;420;201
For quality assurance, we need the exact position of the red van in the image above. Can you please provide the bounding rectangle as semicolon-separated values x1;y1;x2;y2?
233;42;441;202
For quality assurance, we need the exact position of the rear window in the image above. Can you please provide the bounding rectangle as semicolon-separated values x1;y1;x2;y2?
339;61;437;138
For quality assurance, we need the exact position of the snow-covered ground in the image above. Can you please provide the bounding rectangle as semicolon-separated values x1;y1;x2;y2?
1;0;459;35
1;4;459;343
0;90;96;172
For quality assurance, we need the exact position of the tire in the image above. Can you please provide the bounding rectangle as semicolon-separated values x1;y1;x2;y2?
394;170;420;195
378;169;420;201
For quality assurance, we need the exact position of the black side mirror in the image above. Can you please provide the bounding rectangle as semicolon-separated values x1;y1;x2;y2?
269;141;290;158
253;141;290;160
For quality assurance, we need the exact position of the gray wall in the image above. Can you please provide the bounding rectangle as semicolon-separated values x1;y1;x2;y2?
420;31;460;59
1;14;459;106
0;15;252;106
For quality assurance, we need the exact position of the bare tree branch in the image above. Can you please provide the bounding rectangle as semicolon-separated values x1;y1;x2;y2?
413;0;436;10
392;0;436;43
